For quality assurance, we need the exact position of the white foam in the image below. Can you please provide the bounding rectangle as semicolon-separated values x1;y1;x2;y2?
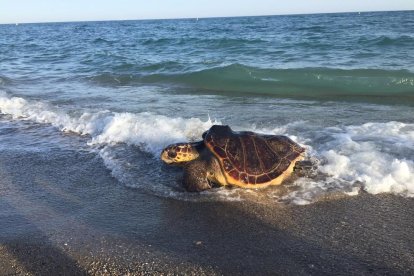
252;120;307;138
267;121;414;204
89;112;217;155
0;93;217;156
319;122;414;197
0;93;110;136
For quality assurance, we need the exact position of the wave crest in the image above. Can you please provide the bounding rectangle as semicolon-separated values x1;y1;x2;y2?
87;64;414;103
359;35;414;46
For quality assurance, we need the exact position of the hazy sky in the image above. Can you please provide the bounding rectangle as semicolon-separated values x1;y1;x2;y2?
1;0;413;24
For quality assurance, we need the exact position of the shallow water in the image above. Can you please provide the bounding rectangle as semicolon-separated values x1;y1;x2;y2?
0;11;413;204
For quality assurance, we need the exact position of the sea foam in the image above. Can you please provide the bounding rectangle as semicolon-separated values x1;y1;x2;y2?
276;121;414;204
319;122;414;196
89;112;216;154
0;92;217;155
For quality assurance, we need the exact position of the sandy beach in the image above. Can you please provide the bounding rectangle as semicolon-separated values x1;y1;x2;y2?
1;146;413;275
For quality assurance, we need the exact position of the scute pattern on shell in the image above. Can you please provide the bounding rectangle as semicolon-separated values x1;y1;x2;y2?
204;125;304;185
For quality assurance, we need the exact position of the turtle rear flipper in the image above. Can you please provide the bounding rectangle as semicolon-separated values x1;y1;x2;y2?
294;159;318;178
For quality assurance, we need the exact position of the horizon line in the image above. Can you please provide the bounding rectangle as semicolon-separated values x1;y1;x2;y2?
0;9;412;25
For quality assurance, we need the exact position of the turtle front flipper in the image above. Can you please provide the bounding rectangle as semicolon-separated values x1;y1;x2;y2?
183;160;212;192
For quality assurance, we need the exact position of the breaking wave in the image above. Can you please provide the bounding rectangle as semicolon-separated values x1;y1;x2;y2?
0;91;216;155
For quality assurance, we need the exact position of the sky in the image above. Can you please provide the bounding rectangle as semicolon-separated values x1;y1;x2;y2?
0;0;413;24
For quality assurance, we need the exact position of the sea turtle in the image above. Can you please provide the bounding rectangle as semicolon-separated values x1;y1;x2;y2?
161;125;309;192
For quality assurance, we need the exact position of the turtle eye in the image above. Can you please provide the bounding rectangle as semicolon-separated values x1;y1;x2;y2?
168;149;177;159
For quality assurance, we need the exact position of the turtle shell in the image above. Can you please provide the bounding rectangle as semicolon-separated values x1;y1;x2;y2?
203;125;304;186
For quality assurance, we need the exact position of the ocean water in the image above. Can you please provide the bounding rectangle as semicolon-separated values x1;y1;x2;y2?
0;11;413;204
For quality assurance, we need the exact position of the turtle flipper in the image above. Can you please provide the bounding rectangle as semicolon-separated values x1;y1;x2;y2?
183;160;212;192
293;159;318;178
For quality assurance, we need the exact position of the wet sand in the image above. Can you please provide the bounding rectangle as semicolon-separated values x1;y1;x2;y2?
1;148;414;275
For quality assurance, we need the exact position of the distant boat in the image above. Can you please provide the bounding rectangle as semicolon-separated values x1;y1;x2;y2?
196;18;199;21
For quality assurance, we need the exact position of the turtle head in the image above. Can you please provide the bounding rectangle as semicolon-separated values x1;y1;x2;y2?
161;142;201;165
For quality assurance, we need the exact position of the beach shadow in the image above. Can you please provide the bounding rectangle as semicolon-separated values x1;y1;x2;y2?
0;201;87;275
0;150;91;275
143;198;406;275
